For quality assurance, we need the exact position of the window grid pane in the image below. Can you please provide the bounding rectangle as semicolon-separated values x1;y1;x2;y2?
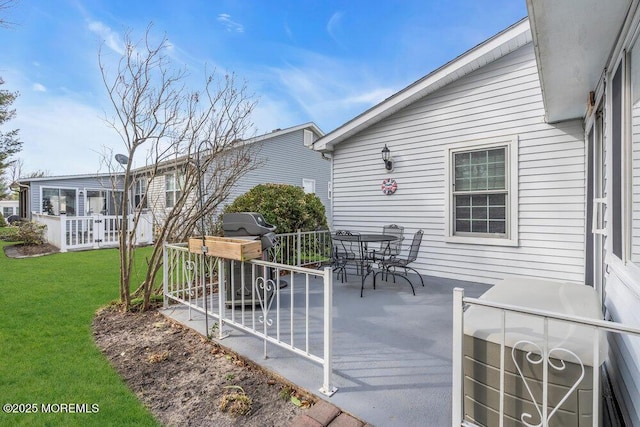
453;145;508;237
453;191;506;236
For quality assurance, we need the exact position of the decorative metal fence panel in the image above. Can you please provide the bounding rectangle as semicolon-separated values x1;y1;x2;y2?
267;230;332;267
451;288;640;427
163;241;336;396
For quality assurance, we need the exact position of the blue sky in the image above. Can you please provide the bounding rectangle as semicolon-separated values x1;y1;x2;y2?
1;1;526;176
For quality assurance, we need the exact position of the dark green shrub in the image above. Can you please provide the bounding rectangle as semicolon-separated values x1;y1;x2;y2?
222;183;328;234
0;213;6;228
16;221;47;246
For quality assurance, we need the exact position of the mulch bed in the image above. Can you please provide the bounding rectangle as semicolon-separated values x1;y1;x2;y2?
93;307;314;426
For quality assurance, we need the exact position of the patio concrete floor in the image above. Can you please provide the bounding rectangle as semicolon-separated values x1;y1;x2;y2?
161;271;492;427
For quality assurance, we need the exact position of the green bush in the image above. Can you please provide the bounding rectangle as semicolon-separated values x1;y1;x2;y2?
0;226;19;241
222;183;328;234
16;221;47;245
0;213;6;228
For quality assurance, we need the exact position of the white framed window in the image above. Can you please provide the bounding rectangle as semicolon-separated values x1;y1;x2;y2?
165;173;183;208
134;178;147;209
42;187;77;216
445;137;518;246
302;178;316;194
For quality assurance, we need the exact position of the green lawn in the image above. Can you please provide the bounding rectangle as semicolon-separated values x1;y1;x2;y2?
0;240;159;426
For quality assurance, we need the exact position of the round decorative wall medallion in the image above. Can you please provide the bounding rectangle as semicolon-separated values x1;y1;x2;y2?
381;178;397;195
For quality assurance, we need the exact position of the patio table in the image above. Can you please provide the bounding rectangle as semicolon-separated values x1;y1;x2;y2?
332;233;398;297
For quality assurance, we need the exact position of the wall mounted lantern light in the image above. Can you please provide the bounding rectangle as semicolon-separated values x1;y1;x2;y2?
381;144;393;171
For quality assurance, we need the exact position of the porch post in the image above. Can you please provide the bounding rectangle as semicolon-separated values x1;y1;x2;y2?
320;266;337;396
297;229;302;266
452;288;465;426
218;257;226;340
163;242;169;309
59;213;67;253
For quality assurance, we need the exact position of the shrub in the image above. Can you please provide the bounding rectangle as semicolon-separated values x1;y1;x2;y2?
16;221;47;246
222;183;328;234
0;213;6;228
0;225;19;241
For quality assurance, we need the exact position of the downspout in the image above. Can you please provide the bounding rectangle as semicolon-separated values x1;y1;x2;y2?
10;181;30;220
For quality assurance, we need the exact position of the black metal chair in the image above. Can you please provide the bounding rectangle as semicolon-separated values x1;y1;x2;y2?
374;229;424;295
368;224;404;262
331;230;364;282
330;234;349;283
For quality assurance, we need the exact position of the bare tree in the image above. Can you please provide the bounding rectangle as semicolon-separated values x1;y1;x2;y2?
99;26;259;311
0;0;18;28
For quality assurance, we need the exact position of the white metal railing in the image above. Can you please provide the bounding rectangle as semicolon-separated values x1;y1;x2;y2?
267;229;331;267
452;287;640;427
163;242;337;396
32;212;154;252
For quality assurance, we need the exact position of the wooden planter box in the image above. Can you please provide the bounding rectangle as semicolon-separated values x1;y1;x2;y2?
188;236;262;261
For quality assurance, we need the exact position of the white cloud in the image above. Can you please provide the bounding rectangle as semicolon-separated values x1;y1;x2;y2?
250;96;303;135
14;96;120;176
32;83;47;92
326;12;344;44
87;20;124;55
217;14;245;33
263;52;397;132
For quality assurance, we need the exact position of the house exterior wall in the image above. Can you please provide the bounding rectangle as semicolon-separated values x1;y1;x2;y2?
22;175;122;218
139;128;331;234
143;127;331;230
331;43;586;285
0;200;19;218
225;128;331;223
590;6;640;425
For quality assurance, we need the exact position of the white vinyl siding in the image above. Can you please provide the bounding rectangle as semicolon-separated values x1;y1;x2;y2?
223;128;330;223
331;43;586;284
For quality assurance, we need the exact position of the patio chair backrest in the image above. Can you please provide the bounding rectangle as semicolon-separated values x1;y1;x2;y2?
406;230;424;263
382;224;404;255
333;230;363;259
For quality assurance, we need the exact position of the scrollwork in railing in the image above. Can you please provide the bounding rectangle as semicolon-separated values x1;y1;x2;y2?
255;275;276;327
511;340;585;427
184;260;197;298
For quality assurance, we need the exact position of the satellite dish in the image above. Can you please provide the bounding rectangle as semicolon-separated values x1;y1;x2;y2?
115;154;129;165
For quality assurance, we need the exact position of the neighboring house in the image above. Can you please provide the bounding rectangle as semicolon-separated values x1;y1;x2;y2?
12;174;136;252
15;173;123;219
314;4;640;424
224;123;329;218
0;199;19;219
314;19;585;286
142;122;330;229
14;122;329;250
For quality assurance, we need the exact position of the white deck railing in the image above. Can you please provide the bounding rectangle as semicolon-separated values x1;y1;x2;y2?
452;287;640;427
267;229;332;267
32;212;154;252
163;241;337;396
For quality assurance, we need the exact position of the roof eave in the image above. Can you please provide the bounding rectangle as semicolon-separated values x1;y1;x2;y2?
526;0;633;122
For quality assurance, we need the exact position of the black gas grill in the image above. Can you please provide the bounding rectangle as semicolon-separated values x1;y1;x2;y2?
222;212;277;252
221;212;281;306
